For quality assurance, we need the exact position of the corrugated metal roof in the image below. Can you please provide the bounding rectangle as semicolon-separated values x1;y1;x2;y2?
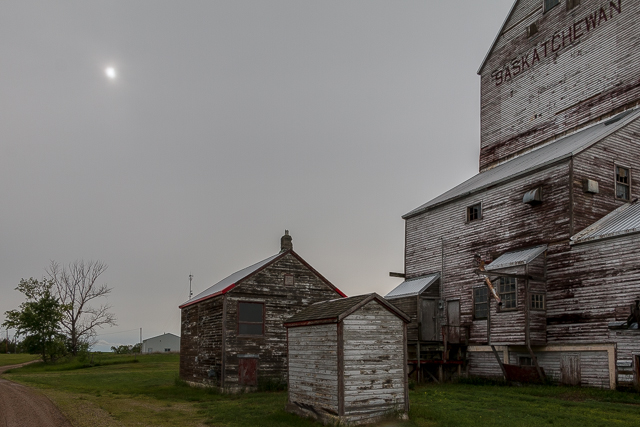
284;293;410;325
384;273;440;300
403;109;640;219
485;245;547;271
179;252;283;307
571;202;640;244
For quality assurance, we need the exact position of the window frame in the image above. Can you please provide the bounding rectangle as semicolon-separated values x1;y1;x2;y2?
237;301;265;337
466;202;483;223
473;286;489;320
566;0;581;11
615;164;631;201
498;277;517;311
543;0;560;13
284;274;294;286
531;293;546;311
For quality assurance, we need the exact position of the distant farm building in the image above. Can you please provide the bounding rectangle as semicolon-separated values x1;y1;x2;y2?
285;293;410;425
142;333;180;353
179;231;346;391
393;0;640;388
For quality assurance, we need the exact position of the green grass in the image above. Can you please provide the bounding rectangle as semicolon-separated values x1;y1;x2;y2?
0;353;39;367
4;354;640;426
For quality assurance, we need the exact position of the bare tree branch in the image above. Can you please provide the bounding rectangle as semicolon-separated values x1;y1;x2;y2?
47;260;116;355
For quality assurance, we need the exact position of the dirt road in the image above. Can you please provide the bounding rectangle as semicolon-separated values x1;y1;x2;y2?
0;362;73;427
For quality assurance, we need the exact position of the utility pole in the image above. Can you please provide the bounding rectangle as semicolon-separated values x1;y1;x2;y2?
189;273;193;299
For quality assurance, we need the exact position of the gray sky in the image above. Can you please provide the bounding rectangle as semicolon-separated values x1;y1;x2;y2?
1;1;514;351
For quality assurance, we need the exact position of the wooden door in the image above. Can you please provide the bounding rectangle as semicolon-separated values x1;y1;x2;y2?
238;357;258;386
561;353;581;386
447;300;460;344
420;299;438;341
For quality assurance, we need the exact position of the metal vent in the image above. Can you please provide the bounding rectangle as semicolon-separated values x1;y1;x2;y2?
583;179;599;194
523;187;542;204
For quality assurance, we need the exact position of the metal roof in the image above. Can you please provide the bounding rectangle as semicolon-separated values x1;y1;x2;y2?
571;202;640;244
384;273;440;300
403;109;640;219
179;252;284;308
284;293;410;325
485;245;547;271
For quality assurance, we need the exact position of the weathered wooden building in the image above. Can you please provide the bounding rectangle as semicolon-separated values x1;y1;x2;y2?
397;0;640;388
284;293;410;425
179;231;346;391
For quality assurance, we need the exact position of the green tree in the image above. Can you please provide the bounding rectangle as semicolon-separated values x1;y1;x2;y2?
2;278;67;362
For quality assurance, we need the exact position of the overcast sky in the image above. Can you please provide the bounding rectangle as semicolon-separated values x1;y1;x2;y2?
1;1;514;351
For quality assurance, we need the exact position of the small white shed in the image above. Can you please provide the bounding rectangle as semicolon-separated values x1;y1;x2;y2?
142;333;180;353
284;293;410;425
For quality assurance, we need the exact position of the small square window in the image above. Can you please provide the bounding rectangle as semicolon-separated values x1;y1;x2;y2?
527;22;538;37
474;287;488;320
566;0;581;10
164;348;171;352
467;203;482;222
519;356;532;366
531;293;545;310
284;274;294;286
498;277;517;310
544;0;560;13
616;165;630;200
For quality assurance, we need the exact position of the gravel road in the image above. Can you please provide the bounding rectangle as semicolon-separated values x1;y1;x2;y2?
0;362;73;427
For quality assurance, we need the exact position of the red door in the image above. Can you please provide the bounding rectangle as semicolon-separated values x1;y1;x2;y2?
238;357;258;386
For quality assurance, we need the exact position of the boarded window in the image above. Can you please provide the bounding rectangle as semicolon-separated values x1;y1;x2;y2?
284;274;294;286
498;277;517;309
238;357;258;386
519;356;532;366
616;165;630;200
238;302;264;335
474;287;488;319
467;203;482;222
544;0;560;13
531;293;545;310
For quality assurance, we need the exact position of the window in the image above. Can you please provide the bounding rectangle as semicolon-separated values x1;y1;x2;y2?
467;203;482;222
527;22;539;37
474;287;488;319
544;0;560;13
531;293;546;310
498;277;517;309
284;274;294;286
164;348;171;352
519;356;532;366
238;302;264;335
616;165;630;200
567;0;581;10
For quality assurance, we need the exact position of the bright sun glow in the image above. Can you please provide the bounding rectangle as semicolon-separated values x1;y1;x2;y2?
105;67;117;79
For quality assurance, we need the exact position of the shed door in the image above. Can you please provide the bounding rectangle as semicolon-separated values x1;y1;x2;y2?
447;300;460;344
238;357;258;386
420;299;438;341
561;353;581;386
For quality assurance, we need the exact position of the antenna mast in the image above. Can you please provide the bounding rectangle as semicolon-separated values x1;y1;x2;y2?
189;273;193;299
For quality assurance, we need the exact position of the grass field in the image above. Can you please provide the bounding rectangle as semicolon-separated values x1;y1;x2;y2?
0;353;40;367
3;353;640;426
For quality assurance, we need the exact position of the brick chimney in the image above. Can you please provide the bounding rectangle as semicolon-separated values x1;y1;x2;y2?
280;230;293;252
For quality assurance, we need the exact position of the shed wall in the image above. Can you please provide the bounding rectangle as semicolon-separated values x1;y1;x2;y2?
343;302;406;423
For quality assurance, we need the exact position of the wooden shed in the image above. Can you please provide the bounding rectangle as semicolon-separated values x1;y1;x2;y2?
179;231;346;391
284;293;410;425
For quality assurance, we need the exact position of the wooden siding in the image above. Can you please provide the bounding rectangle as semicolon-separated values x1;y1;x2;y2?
406;162;570;345
479;0;640;171
572;117;640;233
179;296;223;386
287;324;339;414
180;252;343;388
342;302;406;422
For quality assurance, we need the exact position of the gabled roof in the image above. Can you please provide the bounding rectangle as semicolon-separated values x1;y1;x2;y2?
143;332;180;343
284;293;410;327
571;202;640;245
179;250;346;309
477;0;520;74
403;109;640;219
485;245;547;271
384;273;439;300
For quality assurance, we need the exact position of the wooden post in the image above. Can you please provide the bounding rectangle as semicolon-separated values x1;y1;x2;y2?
491;345;508;381
221;294;227;389
337;321;344;417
